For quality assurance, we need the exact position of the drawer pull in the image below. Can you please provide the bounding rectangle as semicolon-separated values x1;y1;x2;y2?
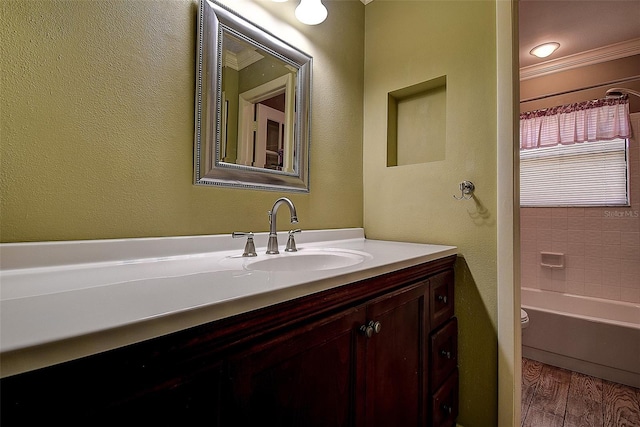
441;404;452;414
440;350;452;359
437;295;448;304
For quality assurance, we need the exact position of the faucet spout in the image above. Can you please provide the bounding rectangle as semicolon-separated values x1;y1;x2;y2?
267;197;298;254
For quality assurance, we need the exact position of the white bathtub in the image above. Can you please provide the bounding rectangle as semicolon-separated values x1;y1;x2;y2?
521;287;640;388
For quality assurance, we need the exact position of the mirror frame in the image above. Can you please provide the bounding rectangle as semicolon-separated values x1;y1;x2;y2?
194;0;312;192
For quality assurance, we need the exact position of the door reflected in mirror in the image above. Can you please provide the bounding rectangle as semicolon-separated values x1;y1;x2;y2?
221;33;297;173
194;1;311;192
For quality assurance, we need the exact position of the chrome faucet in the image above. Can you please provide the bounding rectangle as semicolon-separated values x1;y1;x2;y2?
266;197;298;254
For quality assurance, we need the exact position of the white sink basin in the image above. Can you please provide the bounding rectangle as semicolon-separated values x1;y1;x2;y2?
247;250;367;272
221;248;371;272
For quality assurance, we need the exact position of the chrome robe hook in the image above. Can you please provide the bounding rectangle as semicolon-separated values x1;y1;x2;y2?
453;181;475;200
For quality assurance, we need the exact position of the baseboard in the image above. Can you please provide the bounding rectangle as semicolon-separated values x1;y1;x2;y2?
523;346;640;388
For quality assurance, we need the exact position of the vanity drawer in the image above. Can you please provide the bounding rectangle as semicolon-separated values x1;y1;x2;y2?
429;270;454;330
431;369;459;427
430;317;458;391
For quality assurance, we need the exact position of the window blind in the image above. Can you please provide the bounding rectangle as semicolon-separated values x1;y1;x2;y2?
520;138;629;207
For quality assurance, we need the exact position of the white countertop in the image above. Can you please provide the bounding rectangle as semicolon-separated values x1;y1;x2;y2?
0;228;456;377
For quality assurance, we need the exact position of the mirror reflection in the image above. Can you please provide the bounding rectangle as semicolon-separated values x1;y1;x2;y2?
194;0;312;192
220;33;297;173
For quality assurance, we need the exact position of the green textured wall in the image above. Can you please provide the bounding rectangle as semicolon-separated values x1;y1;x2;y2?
363;1;498;425
0;0;364;242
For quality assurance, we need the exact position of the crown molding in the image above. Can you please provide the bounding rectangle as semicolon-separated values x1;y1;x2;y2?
520;38;640;81
224;50;264;71
361;0;374;4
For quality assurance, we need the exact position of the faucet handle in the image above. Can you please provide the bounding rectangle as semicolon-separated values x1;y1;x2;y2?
232;232;257;257
285;229;301;252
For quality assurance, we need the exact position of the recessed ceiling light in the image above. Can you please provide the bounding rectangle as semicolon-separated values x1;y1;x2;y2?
529;42;560;58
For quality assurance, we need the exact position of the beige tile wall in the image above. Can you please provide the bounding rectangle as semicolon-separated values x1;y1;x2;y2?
521;113;640;303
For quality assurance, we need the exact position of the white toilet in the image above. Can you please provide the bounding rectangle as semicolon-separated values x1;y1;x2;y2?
521;308;529;330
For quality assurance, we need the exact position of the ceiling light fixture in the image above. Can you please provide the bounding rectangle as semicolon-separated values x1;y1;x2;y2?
605;87;640;99
529;42;560;58
295;0;328;25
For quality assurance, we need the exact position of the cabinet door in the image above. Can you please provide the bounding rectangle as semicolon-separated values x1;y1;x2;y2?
364;282;429;427
102;364;224;427
1;353;224;427
223;305;367;427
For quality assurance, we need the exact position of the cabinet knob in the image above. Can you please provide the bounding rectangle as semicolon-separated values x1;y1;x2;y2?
441;404;452;414
440;350;452;359
437;295;448;304
360;321;382;338
369;321;382;334
360;324;374;338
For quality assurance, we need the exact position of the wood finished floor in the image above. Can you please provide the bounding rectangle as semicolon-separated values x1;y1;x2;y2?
522;358;640;427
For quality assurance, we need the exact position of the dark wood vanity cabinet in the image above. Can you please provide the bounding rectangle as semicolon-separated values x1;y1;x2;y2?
1;255;457;427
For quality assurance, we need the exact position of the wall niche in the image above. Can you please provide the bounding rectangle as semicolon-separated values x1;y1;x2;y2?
387;76;447;167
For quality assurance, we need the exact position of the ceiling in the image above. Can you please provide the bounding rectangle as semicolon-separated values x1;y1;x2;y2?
519;0;640;68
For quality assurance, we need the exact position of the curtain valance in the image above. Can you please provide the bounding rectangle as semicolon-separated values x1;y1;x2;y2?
520;96;631;150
